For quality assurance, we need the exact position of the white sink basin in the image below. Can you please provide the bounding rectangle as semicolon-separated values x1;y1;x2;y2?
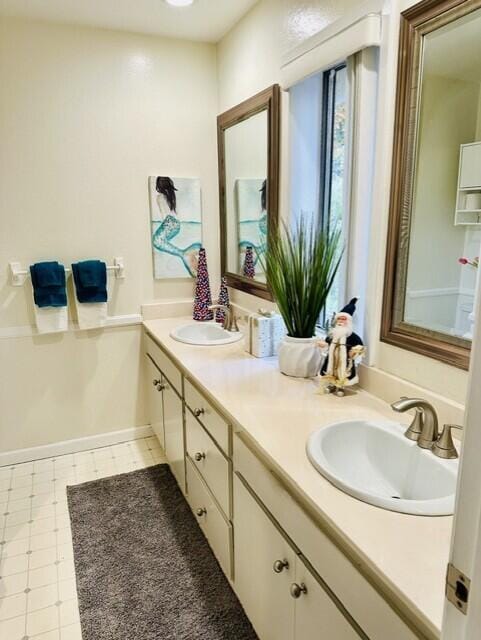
306;420;458;516
170;322;243;346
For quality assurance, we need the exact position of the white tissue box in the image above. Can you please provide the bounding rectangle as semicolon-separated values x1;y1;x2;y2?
245;311;286;358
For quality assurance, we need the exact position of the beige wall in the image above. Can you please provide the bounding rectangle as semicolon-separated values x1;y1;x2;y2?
217;0;470;409
0;17;219;452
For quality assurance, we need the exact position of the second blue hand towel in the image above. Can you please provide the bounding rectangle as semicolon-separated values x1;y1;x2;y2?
72;260;107;303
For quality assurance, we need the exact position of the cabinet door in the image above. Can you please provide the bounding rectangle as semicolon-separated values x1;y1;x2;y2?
293;555;361;640
460;144;481;188
145;356;165;449
163;381;185;494
234;475;295;640
186;458;232;578
186;410;230;517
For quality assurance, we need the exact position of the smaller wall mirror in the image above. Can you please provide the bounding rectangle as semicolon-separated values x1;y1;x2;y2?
217;85;280;300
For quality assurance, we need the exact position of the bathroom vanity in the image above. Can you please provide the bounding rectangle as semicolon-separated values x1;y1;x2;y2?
143;318;452;640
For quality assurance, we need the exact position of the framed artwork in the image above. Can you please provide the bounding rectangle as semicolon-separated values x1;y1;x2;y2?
149;176;202;279
235;178;267;276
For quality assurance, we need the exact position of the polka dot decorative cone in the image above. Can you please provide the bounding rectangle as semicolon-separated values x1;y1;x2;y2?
215;277;230;324
193;247;214;321
243;246;255;279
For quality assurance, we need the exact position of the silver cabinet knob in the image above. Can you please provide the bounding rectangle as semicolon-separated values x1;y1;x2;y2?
290;583;307;599
196;507;207;517
157;383;165;392
273;559;289;573
152;379;161;386
194;452;206;462
193;408;205;418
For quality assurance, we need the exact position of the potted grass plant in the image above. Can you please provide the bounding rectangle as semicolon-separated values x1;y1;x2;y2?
263;219;342;377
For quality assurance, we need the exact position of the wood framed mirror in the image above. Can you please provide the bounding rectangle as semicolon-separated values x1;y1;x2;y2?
217;84;280;301
382;0;481;370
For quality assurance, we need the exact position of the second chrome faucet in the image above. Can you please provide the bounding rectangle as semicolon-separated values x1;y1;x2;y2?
391;397;439;449
390;397;460;459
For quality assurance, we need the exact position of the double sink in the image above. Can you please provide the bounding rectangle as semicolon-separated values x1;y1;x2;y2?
170;320;458;517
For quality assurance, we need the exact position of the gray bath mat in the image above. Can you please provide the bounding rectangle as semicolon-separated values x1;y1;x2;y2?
67;464;257;640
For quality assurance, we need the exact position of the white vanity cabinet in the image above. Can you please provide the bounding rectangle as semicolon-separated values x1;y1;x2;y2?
234;474;296;640
293;555;361;640
144;333;185;493
185;457;233;578
145;355;165;449
162;378;185;493
143;328;420;640
184;377;234;577
185;410;231;516
234;474;363;640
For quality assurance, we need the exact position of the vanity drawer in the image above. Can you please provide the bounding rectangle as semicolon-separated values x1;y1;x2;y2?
186;456;232;579
185;410;231;517
184;379;230;455
234;433;418;640
144;333;182;396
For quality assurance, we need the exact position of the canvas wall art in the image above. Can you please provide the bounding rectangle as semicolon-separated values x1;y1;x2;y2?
235;178;267;277
149;176;202;279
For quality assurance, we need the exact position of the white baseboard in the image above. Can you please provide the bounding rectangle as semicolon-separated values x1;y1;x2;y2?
0;425;153;467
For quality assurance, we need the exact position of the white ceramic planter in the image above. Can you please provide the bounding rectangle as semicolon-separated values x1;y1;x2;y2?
277;335;322;378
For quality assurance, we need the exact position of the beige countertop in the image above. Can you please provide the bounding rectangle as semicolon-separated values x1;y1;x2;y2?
144;317;452;638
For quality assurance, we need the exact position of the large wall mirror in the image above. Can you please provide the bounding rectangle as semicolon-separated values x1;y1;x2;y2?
217;85;280;300
383;0;481;370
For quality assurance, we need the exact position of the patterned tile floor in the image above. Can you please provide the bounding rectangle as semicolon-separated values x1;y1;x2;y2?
0;436;166;639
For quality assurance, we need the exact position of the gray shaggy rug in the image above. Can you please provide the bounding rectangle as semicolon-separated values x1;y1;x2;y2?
67;464;257;640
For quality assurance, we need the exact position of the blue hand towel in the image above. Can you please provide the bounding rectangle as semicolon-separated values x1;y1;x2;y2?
72;260;107;303
30;262;67;308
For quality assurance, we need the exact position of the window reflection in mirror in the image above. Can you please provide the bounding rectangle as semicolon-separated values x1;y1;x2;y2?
402;9;481;342
224;110;268;283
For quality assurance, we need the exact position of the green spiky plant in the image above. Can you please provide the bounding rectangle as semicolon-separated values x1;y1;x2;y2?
261;219;342;339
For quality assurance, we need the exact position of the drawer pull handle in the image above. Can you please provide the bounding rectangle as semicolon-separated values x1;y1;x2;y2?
196;507;207;517
290;583;307;599
273;559;289;574
152;379;161;386
193;408;205;418
157;383;166;392
194;452;206;462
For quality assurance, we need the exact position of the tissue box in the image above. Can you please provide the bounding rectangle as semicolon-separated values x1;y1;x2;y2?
245;311;286;358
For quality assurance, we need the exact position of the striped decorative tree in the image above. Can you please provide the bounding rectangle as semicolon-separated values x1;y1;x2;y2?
193;248;214;321
243;246;256;278
215;277;230;324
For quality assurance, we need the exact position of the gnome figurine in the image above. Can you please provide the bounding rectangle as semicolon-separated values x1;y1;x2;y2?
317;298;365;397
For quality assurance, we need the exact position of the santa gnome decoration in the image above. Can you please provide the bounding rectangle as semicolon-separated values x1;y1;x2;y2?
317;297;365;397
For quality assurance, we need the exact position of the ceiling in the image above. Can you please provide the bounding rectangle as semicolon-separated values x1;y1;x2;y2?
0;0;258;42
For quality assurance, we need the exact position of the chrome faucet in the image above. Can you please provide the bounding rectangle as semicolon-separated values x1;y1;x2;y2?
390;397;439;449
208;304;239;333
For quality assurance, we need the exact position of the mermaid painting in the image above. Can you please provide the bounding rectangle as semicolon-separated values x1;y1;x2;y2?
150;176;202;278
